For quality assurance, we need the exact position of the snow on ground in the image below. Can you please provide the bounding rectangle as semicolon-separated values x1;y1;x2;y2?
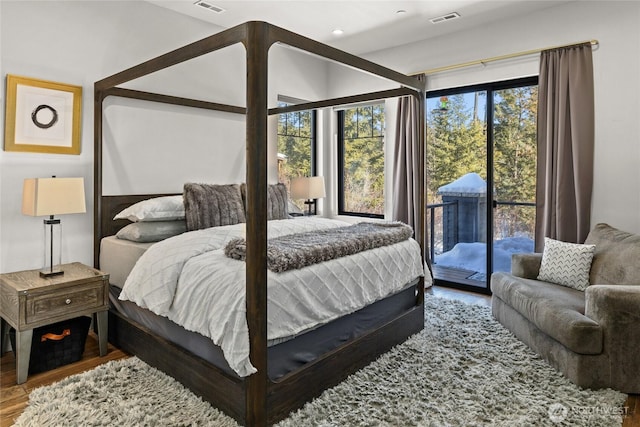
434;237;534;273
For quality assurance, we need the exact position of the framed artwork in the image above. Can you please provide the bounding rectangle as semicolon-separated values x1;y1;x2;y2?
4;74;82;154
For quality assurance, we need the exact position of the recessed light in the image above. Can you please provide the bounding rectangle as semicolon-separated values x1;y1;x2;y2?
332;28;344;36
396;10;407;15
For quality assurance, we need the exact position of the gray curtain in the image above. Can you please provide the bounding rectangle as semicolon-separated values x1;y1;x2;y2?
393;75;430;275
535;43;594;251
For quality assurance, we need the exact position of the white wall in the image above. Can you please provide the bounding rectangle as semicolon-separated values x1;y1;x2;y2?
0;1;330;273
331;0;640;235
0;1;222;273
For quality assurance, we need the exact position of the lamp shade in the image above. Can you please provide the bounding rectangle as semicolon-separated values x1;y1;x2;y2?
22;177;86;216
290;176;326;200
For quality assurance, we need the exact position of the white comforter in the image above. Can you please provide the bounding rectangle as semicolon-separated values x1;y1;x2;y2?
119;217;423;377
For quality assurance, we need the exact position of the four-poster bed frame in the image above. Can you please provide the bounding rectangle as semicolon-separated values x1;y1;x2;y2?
94;21;425;426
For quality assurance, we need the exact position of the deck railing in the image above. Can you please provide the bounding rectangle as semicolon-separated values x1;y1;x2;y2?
426;200;457;262
427;200;535;263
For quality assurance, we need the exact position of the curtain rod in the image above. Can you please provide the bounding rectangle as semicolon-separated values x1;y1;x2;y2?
412;39;598;76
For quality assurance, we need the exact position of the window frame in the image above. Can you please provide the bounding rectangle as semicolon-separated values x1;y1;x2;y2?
337;103;385;219
276;96;317;180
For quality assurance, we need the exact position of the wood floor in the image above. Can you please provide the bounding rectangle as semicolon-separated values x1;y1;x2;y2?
0;287;637;426
0;336;128;427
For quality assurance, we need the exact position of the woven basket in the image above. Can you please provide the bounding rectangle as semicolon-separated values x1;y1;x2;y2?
9;316;91;374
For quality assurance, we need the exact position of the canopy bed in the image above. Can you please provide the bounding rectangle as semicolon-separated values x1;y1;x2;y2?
94;21;426;426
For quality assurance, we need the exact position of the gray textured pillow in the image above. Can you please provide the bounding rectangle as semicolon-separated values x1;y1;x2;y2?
267;183;288;220
537;237;596;291
116;221;187;243
183;183;246;231
240;183;289;220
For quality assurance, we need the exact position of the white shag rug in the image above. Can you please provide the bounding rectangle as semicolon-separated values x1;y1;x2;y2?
14;295;627;426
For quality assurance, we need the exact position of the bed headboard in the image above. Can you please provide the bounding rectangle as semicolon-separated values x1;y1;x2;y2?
95;193;178;267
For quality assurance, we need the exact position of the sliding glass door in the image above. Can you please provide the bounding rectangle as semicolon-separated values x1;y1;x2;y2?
426;77;538;293
491;84;538;275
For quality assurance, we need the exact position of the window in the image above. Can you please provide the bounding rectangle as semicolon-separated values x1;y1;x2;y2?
277;99;316;209
338;104;385;217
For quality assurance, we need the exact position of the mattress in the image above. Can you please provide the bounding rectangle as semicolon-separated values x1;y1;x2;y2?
117;217;424;377
99;236;154;288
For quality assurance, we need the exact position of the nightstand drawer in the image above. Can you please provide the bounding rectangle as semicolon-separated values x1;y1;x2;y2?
25;282;106;325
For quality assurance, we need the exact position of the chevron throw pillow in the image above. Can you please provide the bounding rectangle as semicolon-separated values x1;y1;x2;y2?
537;237;596;291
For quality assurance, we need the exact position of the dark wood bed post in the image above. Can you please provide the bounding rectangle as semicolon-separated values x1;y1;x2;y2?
418;90;427;304
244;21;270;427
93;89;104;269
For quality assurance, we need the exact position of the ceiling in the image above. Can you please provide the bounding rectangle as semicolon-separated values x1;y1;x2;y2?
148;0;571;55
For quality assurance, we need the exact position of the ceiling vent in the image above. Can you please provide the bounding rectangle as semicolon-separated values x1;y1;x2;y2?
193;1;225;13
430;12;461;24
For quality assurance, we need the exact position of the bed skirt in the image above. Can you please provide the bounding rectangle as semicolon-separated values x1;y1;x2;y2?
109;281;419;380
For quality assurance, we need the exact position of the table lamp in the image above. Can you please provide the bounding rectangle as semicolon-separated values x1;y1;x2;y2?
291;176;325;215
22;176;86;277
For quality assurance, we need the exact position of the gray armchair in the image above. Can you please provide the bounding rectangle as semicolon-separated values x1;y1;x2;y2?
491;223;640;393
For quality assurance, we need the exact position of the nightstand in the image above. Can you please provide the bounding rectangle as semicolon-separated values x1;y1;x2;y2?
0;262;109;384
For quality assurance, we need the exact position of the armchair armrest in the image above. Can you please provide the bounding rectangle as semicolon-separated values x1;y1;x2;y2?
511;253;542;279
585;285;640;323
585;285;640;392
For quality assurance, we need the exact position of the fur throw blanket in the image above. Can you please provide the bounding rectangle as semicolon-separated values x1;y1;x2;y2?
224;221;413;273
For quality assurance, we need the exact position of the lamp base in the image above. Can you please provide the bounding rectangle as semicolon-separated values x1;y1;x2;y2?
42;216;63;279
303;199;317;215
40;267;64;278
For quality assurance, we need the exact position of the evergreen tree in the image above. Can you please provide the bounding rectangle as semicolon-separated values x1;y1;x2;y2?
278;108;314;210
426;86;537;241
427;93;486;201
278;110;313;183
493;86;538;237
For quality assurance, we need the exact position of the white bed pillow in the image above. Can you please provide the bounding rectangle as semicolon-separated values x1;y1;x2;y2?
116;221;187;242
114;195;185;222
537;237;595;291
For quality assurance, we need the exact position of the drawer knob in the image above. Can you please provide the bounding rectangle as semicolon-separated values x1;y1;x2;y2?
65;298;72;305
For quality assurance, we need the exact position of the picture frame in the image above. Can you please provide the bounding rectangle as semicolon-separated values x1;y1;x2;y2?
4;74;82;155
